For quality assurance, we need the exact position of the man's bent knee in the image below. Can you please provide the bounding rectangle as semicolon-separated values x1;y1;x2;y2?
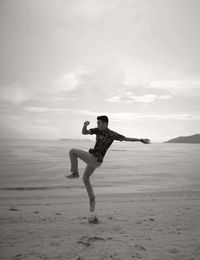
69;148;76;155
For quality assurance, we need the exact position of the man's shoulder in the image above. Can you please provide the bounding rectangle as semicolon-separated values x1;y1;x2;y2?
107;128;117;135
107;128;125;141
107;128;116;133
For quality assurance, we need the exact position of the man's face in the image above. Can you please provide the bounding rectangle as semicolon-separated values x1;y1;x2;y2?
97;120;107;130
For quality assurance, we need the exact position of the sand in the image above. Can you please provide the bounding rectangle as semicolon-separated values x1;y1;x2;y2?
1;190;200;260
1;140;200;259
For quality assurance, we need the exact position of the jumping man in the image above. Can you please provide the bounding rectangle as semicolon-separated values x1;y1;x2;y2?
66;115;151;213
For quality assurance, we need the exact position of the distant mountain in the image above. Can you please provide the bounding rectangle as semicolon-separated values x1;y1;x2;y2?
164;134;200;143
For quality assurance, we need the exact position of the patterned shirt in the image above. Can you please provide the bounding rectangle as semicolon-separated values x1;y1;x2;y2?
89;127;125;162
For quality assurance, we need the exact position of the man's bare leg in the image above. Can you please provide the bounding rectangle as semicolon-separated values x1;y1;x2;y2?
82;164;96;213
67;148;101;215
66;148;100;178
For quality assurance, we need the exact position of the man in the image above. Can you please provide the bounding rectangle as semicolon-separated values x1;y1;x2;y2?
66;115;151;214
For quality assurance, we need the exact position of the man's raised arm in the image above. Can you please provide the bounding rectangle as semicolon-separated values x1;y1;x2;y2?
123;137;151;144
82;121;91;135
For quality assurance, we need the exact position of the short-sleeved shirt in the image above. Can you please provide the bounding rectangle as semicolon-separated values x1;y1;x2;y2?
88;127;125;163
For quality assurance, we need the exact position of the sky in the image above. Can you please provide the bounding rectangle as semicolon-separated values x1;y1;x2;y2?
0;0;200;142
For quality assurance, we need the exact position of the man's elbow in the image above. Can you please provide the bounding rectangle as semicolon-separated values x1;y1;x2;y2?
82;130;90;135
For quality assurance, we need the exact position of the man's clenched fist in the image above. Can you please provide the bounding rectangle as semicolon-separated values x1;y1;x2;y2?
84;121;90;126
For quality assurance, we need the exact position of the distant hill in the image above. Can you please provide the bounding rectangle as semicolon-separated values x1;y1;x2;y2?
164;134;200;143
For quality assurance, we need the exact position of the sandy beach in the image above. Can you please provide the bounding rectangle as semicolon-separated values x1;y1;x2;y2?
0;140;200;260
1;190;200;260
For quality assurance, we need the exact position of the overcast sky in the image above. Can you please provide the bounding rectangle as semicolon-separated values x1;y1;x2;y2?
0;0;200;141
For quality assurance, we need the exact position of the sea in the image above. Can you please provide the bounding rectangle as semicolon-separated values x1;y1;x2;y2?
0;139;200;198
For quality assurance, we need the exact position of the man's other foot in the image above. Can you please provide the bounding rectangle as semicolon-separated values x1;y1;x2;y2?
88;215;99;224
90;199;96;212
66;172;79;179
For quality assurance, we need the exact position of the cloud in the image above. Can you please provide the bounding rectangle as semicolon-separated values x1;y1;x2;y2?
0;80;80;116
130;94;172;103
105;92;172;103
23;106;70;113
54;72;80;92
104;96;121;102
122;69;200;97
0;85;31;105
50;96;78;102
147;79;200;96
121;60;200;97
148;79;200;90
19;124;60;139
68;0;121;19
54;68;92;92
75;109;200;121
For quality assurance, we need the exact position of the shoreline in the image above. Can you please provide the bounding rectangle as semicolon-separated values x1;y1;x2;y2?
1;189;200;204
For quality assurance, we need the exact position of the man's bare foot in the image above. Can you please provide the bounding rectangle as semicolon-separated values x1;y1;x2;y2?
66;172;79;179
88;215;99;224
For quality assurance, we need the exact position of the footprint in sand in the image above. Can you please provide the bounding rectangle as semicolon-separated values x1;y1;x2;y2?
77;236;105;247
77;240;90;247
13;253;22;259
143;218;155;222
49;241;60;246
88;236;105;242
76;257;83;260
9;208;19;211
136;218;155;224
134;244;146;251
169;248;179;254
131;252;142;259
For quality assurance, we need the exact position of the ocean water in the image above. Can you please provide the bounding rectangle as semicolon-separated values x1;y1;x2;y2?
0;139;200;198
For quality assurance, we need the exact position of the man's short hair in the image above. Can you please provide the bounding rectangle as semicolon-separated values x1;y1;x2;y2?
97;115;109;125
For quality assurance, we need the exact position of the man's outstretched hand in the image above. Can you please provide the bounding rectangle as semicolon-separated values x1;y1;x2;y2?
141;138;151;144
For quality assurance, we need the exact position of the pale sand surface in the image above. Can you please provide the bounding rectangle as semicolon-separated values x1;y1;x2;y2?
0;191;200;260
1;141;200;259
